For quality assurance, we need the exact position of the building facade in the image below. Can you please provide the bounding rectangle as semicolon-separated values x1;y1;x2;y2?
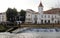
25;2;60;24
0;12;6;23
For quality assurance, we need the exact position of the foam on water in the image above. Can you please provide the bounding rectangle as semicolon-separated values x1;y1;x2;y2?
0;28;60;38
16;28;58;33
0;32;60;38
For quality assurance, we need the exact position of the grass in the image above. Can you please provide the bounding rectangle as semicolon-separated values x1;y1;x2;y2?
0;25;8;32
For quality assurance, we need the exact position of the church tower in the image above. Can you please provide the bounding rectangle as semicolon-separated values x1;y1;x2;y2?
38;1;43;14
37;1;43;24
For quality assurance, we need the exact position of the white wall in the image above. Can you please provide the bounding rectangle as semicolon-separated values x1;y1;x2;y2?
25;12;32;23
25;8;60;24
0;13;6;22
38;7;43;14
25;9;35;23
37;14;60;24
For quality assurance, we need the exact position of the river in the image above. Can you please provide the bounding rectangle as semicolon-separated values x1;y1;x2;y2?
0;28;60;38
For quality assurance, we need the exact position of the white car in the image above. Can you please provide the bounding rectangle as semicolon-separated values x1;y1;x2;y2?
16;21;22;24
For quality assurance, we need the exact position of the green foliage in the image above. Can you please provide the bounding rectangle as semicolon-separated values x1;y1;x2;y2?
19;10;26;21
0;25;7;31
13;8;18;16
6;8;26;23
20;10;26;16
6;8;18;22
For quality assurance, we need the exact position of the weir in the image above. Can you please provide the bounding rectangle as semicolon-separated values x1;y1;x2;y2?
0;28;60;38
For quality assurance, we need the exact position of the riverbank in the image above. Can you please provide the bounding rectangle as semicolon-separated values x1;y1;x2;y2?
20;24;60;28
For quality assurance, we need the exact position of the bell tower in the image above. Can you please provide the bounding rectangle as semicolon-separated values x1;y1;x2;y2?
38;1;43;14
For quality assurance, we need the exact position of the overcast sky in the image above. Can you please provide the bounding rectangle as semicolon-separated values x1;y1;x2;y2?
0;0;60;12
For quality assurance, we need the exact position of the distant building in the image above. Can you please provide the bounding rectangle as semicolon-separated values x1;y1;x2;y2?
25;1;60;24
0;12;6;23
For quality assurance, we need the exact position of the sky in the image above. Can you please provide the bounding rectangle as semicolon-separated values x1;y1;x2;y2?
0;0;60;12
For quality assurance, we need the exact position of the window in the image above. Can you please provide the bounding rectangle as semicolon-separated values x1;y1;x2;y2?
55;15;56;18
55;21;56;23
58;20;59;24
41;15;43;18
45;20;46;23
45;15;46;18
41;20;43;24
2;17;4;21
48;15;50;18
34;15;37;24
52;18;54;21
48;20;50;24
28;15;30;16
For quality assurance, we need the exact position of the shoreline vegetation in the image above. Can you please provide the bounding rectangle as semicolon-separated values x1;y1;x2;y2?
0;23;60;32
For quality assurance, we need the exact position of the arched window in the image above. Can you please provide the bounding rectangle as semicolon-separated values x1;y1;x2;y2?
48;20;50;24
55;21;56;23
34;15;37;24
45;20;47;24
41;20;43;24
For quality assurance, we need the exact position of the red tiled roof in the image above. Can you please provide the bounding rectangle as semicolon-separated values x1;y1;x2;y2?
27;8;60;14
39;2;43;7
27;9;35;12
43;8;60;14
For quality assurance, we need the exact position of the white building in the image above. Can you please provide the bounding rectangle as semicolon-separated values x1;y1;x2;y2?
0;12;6;23
25;2;60;24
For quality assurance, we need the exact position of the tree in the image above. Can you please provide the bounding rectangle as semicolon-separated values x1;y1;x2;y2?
6;8;18;22
19;10;26;22
12;8;18;21
13;8;18;16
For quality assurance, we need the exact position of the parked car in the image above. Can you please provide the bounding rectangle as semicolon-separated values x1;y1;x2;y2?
15;21;22;24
